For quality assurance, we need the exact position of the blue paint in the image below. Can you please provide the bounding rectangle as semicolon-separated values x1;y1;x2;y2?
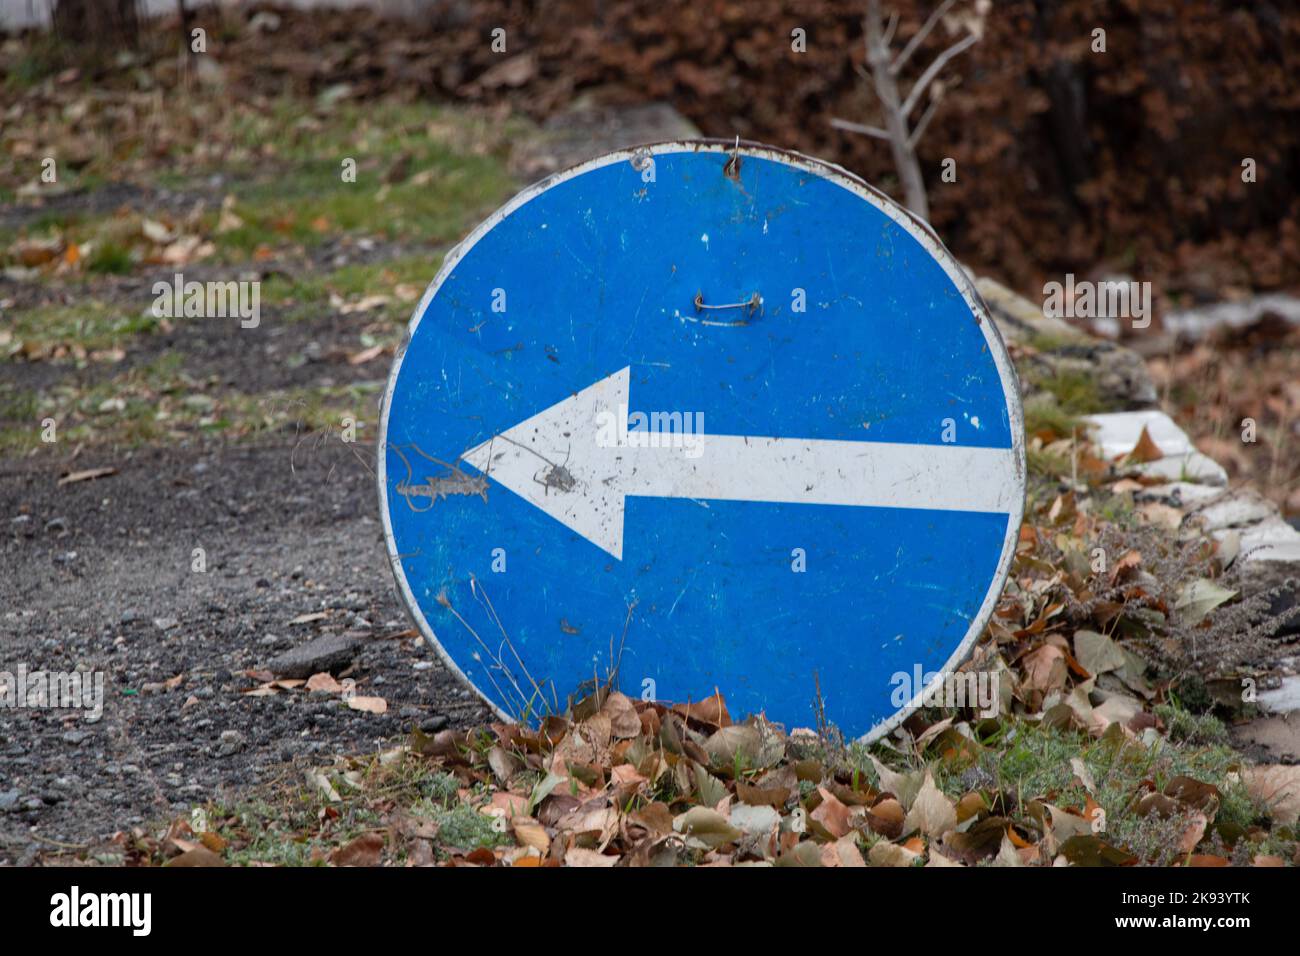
381;145;1021;739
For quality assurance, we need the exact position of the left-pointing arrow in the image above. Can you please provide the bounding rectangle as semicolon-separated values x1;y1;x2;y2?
461;367;1020;560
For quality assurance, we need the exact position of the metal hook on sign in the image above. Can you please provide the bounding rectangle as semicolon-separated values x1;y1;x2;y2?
693;290;762;318
724;136;742;179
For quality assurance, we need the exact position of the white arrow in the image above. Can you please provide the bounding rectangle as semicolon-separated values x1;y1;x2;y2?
462;367;1020;560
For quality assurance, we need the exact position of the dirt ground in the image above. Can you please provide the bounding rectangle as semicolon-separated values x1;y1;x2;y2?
0;435;493;863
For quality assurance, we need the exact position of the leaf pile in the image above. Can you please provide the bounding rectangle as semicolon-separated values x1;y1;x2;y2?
102;680;1300;868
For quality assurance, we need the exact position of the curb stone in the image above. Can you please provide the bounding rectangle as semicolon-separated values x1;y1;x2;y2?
979;279;1300;710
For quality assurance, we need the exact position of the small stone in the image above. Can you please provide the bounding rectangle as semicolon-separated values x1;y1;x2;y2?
216;729;246;757
266;632;363;679
0;790;20;812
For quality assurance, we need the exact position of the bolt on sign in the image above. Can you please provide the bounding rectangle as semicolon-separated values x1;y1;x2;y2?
379;141;1025;741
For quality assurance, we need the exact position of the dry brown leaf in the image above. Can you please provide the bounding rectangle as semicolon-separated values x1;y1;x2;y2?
564;847;619;867
512;820;550;855
810;786;852;839
58;467;117;487
329;831;384;867
600;691;642;738
164;846;226;867
820;834;866;867
348;344;385;366
1021;644;1068;695
346;695;387;714
1241;765;1300;825
305;672;343;693
868;840;921;867
288;611;328;625
1124;425;1164;463
903;772;957;840
672;692;731;729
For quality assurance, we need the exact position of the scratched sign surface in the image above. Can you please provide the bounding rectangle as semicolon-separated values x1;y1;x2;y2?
379;142;1025;741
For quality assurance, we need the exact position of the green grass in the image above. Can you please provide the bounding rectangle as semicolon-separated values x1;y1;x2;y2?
259;254;438;323
85;240;135;275
0;354;381;455
208;102;516;257
1023;392;1084;439
3;100;515;280
3;35;66;90
1037;369;1105;416
852;716;1267;864
2;298;159;358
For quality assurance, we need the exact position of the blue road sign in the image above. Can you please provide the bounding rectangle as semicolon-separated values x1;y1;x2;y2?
379;142;1025;741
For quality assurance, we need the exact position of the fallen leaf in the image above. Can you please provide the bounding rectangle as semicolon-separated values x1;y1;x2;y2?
868;840;921;867
347;695;387;714
141;674;184;693
810;786;853;839
348;344;384;366
288;611;328;625
821;834;866;867
58;467;117;487
1070;757;1097;795
163;847;225;867
512;821;550;855
903;772;957;840
1175;578;1237;624
1241;765;1300;825
599;691;642;738
870;756;925;810
564;847;619;867
330;832;384;867
1073;630;1126;677
305;672;343;693
673;806;741;848
1124;425;1164;463
672;692;731;729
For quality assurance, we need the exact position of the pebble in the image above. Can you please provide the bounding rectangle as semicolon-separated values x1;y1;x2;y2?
216;729;246;757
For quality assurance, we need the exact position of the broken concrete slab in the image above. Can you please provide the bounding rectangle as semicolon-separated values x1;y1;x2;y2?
1258;676;1300;715
1232;517;1300;565
1083;409;1195;459
1189;490;1277;533
1083;410;1229;485
266;631;364;679
1137;481;1225;508
1133;452;1228;486
977;277;1158;408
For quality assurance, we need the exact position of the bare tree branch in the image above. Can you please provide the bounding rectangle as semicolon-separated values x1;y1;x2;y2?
835;0;984;221
901;31;977;118
831;117;892;140
882;9;900;48
907;94;943;149
891;0;958;75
